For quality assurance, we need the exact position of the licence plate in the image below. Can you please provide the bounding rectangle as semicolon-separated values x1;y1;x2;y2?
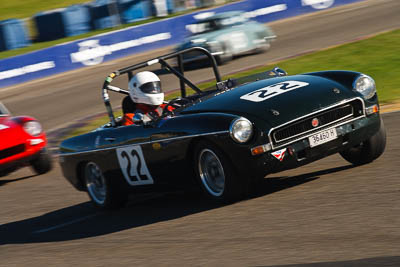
308;128;338;148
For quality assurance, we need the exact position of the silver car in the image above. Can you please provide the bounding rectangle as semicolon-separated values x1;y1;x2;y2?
176;11;276;65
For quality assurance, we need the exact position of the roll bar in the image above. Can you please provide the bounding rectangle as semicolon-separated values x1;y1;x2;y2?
102;47;221;127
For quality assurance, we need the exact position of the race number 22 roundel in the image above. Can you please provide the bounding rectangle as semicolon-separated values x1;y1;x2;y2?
116;145;154;186
240;81;309;102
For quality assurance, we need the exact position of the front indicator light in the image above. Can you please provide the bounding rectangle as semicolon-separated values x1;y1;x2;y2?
251;143;272;156
366;104;379;115
30;139;44;145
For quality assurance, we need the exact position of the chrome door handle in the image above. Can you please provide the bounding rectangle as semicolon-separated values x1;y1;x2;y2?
104;137;116;142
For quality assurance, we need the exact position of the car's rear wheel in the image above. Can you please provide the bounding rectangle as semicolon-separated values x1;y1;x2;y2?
194;141;242;202
31;149;52;175
340;117;386;165
84;162;128;210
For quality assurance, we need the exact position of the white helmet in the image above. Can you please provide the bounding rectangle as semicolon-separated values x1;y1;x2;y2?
128;71;164;106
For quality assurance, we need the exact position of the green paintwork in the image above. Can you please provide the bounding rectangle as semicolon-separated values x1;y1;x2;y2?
60;70;367;154
182;71;363;131
59;63;381;194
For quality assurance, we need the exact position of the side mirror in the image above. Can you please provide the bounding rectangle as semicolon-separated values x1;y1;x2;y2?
273;67;287;76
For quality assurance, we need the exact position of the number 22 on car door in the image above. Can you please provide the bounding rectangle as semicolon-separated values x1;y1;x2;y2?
116;145;154;186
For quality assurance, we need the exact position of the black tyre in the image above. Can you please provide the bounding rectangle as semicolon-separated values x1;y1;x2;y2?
84;162;128;210
31;149;52;175
193;141;243;203
340;117;386;165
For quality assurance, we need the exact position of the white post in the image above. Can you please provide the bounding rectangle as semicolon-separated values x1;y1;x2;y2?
153;0;168;17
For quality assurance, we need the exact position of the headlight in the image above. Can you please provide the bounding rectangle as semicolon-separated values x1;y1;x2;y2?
23;121;42;136
353;74;376;99
230;117;253;143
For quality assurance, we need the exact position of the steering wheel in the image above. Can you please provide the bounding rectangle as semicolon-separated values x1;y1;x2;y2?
161;97;191;117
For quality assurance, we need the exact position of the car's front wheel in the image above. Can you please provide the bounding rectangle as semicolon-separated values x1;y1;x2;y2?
340;117;386;165
31;149;52;175
84;162;128;210
193;141;242;203
216;43;233;65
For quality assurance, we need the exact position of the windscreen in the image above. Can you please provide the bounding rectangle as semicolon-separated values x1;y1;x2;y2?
192;19;221;34
192;15;247;35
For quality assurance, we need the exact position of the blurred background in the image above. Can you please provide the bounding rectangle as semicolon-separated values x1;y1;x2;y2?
0;0;238;51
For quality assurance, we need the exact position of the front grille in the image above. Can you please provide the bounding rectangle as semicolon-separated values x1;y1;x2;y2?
0;144;25;160
272;99;364;145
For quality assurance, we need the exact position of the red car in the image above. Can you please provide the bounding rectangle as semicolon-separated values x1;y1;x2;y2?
0;102;52;176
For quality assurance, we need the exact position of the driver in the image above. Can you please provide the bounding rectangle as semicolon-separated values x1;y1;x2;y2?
121;71;172;126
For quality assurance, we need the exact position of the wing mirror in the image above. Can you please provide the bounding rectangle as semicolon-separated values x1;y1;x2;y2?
272;67;287;76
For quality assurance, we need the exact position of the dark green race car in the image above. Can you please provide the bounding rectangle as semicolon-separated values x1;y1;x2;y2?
59;47;386;209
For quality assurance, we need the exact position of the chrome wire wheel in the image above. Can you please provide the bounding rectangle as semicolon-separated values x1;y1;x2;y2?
198;148;225;197
85;162;107;205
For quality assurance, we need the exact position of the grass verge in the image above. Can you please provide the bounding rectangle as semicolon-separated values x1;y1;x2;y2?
0;0;89;21
60;28;400;141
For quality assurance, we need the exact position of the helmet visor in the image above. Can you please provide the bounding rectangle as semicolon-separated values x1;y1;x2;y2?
139;81;162;94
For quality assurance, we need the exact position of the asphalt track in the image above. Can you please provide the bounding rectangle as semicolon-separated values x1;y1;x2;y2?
0;110;399;266
1;0;400;265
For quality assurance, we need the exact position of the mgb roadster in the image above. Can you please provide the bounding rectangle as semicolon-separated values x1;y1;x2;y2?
59;47;386;209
